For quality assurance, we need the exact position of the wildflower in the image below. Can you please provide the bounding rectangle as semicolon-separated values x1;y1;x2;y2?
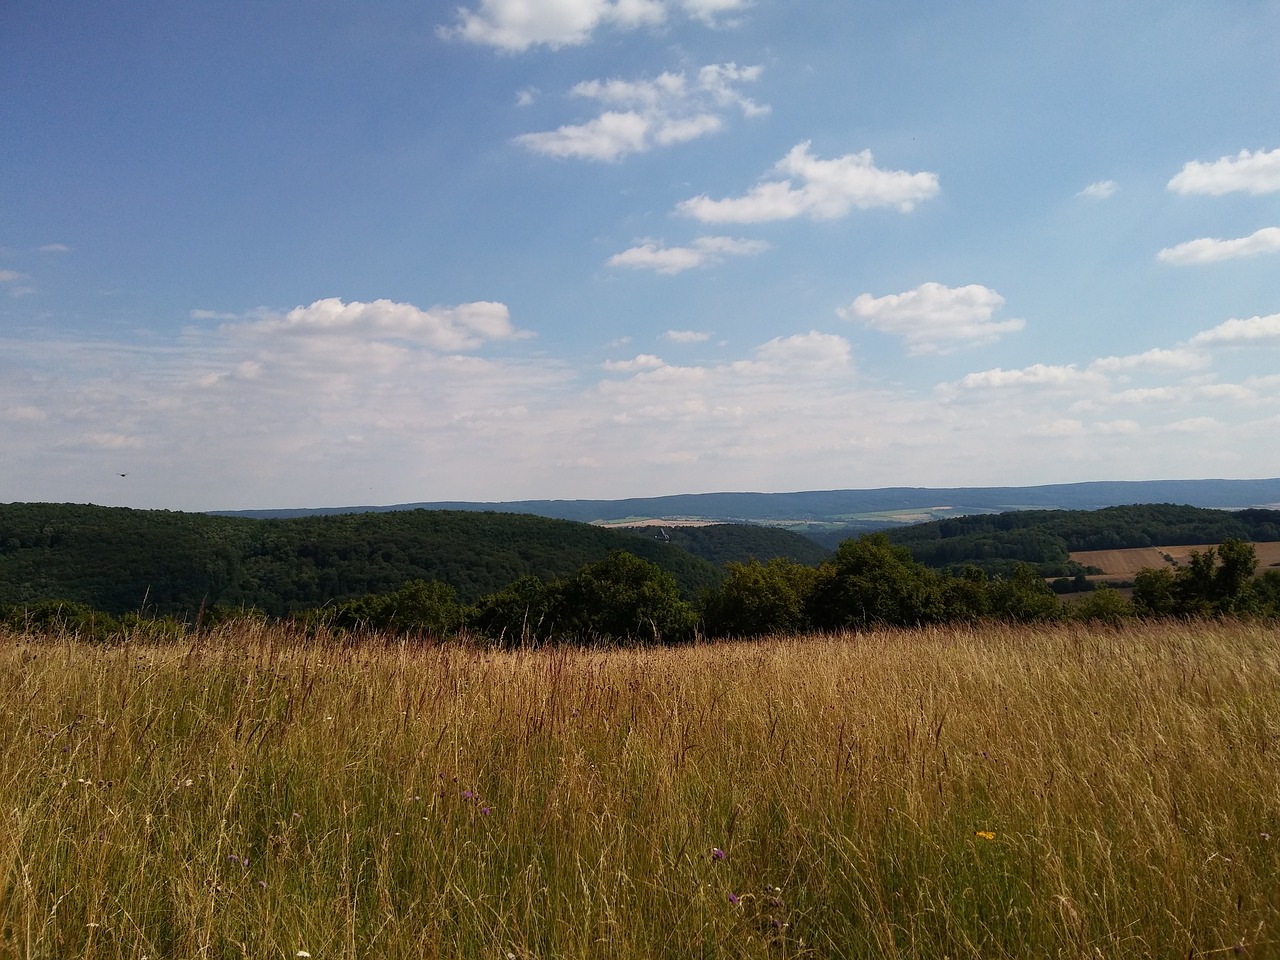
258;880;267;889
711;847;726;862
462;789;474;801
974;830;996;841
296;953;311;958
728;893;741;906
481;806;492;815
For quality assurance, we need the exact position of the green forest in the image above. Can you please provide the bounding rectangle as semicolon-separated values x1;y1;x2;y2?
4;501;1280;645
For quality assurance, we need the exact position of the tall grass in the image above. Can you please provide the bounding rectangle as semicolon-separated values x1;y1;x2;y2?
2;620;1278;958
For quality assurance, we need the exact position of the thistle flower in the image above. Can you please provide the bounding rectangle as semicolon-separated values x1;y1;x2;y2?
728;893;741;906
711;847;726;862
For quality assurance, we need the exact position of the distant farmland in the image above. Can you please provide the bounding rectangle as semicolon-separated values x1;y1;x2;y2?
1070;541;1280;578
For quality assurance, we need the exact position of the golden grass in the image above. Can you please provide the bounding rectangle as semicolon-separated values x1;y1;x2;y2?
2;620;1279;958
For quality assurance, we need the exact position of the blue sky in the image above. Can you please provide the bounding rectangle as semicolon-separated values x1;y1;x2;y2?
3;0;1279;510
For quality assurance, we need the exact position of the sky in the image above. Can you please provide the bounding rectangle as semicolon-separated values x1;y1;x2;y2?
2;0;1279;511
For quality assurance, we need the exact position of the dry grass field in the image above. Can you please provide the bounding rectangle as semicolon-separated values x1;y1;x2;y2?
1071;541;1280;579
3;620;1279;959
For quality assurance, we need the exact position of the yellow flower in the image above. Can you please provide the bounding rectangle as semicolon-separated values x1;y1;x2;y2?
974;830;996;841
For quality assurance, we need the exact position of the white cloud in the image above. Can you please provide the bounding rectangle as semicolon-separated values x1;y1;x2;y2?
1168;147;1280;196
515;87;539;107
955;363;1101;391
1111;386;1179;404
221;297;531;353
677;142;939;222
516;63;766;161
607;235;769;274
1096;420;1140;435
38;243;71;253
1089;347;1210;373
664;330;711;343
1161;416;1221;433
1196;383;1257;402
1157;227;1280;265
516;111;650;162
441;0;751;51
1078;180;1117;200
1189;312;1280;345
2;405;47;423
748;331;852;375
0;269;25;283
604;354;665;371
1034;419;1085;437
841;282;1023;355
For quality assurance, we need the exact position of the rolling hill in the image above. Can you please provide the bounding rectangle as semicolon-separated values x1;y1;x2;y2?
0;503;823;617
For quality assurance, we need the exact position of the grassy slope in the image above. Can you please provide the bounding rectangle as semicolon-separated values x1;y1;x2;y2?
3;621;1278;958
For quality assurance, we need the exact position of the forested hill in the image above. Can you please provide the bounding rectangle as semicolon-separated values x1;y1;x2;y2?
213;478;1280;523
0;503;824;617
887;503;1280;572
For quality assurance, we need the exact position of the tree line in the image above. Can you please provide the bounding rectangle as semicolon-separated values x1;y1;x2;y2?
7;534;1279;645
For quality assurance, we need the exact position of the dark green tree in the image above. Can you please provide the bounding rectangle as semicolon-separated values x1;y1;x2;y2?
987;563;1063;622
807;534;946;630
552;551;698;645
701;558;819;638
469;575;557;645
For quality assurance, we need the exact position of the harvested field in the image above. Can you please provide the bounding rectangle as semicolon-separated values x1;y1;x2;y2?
1071;540;1280;577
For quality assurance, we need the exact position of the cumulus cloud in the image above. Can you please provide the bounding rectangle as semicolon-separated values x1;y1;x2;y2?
748;331;852;375
516;63;766;161
1189;312;1280;345
220;297;531;353
677;142;939;222
608;235;768;273
441;0;752;51
1078;180;1117;200
1157;227;1280;265
1168;147;1280;196
840;282;1023;355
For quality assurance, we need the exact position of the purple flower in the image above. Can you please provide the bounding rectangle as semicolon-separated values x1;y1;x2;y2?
728;893;741;906
481;806;492;815
711;847;726;862
462;789;474;801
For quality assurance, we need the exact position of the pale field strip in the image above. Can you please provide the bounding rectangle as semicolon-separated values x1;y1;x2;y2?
1070;541;1280;577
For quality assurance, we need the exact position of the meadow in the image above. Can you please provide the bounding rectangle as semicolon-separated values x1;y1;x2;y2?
2;620;1278;959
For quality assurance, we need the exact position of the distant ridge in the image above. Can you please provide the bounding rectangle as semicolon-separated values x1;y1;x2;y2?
212;478;1280;524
